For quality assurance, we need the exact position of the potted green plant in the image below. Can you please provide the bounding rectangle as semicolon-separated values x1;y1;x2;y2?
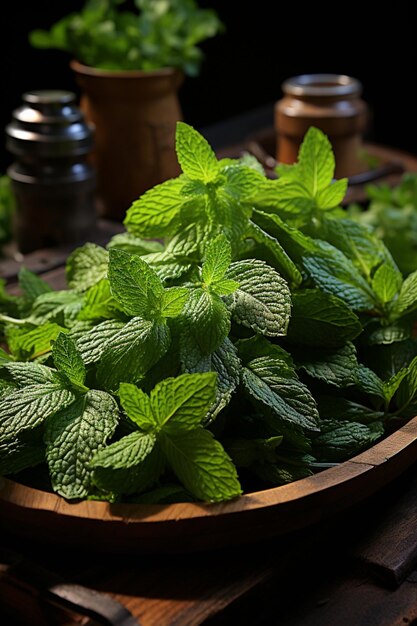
30;0;223;220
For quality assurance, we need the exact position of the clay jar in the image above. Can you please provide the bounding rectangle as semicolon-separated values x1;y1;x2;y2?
71;61;184;221
275;74;368;177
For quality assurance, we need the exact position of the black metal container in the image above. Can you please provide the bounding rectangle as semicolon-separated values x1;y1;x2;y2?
6;90;96;253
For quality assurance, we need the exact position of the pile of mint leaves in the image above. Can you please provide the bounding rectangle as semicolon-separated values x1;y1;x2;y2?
2;123;417;505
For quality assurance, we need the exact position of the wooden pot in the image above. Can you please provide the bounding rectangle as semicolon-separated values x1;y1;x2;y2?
1;416;417;555
71;61;184;221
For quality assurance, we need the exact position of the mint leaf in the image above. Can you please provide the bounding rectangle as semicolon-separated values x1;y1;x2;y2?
208;186;251;253
277;181;317;217
66;243;108;291
0;348;13;364
298;127;335;195
92;431;156;469
313;419;384;462
286;289;362;347
150;372;216;432
302;241;376;311
161;287;189;318
354;365;385;402
176;122;219;183
18;267;52;300
143;259;193;284
0;435;44;475
242;356;320;432
396;356;417;409
227;259;291;336
372;263;402;305
97;318;170;391
28;290;83;326
236;335;294;368
155;223;200;260
0;361;60;386
160;428;241;502
45;390;119;499
124;177;185;238
93;443;163;496
181;288;230;357
52;332;86;388
296;342;358;389
75;319;125;365
0;383;75;443
268;127;345;217
315;178;348;209
252;178;314;217
253;455;313;485
383;368;410;405
108;249;164;319
221;163;265;199
348;173;417;275
394;270;417;317
237;153;265;174
184;338;240;424
78;279;122;321
211;279;239;296
6;322;67;360
318;396;384;424
118;382;156;431
252;209;318;263
317;218;400;281
364;320;412;346
225;436;283;467
202;233;231;285
107;233;164;255
247;221;302;287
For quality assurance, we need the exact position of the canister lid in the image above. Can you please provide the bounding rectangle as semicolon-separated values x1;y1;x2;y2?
282;74;362;98
5;90;94;158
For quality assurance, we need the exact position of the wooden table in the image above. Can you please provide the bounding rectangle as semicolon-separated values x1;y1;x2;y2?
2;131;417;625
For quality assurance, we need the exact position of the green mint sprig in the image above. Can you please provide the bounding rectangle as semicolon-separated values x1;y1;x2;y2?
92;373;242;502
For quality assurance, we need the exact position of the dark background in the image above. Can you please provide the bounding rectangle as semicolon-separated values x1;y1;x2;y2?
1;0;416;172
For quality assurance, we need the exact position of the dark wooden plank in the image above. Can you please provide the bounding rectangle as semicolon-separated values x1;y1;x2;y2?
271;569;417;626
0;219;122;285
355;471;417;587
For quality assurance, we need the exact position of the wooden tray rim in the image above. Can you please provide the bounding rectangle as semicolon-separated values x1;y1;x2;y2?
1;416;417;525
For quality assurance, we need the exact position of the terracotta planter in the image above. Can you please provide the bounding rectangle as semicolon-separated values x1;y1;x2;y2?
71;61;184;221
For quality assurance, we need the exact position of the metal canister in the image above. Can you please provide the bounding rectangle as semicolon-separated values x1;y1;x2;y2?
6;90;96;253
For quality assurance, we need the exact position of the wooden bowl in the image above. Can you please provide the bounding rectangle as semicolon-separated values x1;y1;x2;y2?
1;416;417;554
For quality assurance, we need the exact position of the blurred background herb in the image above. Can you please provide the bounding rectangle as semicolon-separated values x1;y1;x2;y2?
0;176;15;252
348;173;417;276
29;0;223;76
